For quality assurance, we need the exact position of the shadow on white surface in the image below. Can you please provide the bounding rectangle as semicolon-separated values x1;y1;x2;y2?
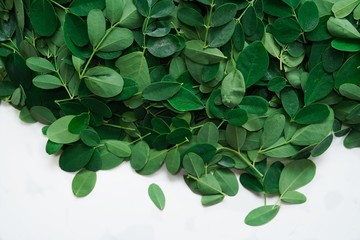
1;103;360;240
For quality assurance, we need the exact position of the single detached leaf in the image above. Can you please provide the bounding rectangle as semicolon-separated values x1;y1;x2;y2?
148;183;165;210
72;170;97;197
244;205;280;226
84;66;124;98
279;159;316;194
281;190;307;204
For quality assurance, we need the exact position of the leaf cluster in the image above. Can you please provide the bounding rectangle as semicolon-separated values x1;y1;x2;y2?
1;0;360;226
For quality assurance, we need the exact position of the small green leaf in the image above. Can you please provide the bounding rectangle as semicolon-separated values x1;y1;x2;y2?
69;0;105;16
104;0;125;24
29;0;58;37
281;190;307;204
33;75;63;90
327;17;360;39
293;104;330;125
177;7;203;27
80;129;101;147
147;35;183;58
167;87;204;111
239;173;263;192
148;183;165;210
87;9;106;47
47;115;80;144
150;0;175;18
98;27;134;52
297;1;319;32
201;194;224;206
26;57;55;73
279;159;316;194
142;82;182;101
214;169;239;196
72;170;97;197
84;66;124;98
183;152;205;178
165;148;181;174
104;140;131;157
262;114;285;148
130;141;150;170
197;174;223;195
30;106;56;124
59;144;94;172
211;3;237;27
332;0;360;18
263;161;284;194
221;69;245;108
244;205;280;226
184;40;227;65
68;113;90;134
339;83;360;101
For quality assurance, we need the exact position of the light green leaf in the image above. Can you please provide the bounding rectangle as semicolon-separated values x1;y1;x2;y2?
104;140;131;157
332;0;360;18
148;183;165;210
327;17;360;39
197;122;219;147
221;69;245;108
98;27;134;52
245;205;280;226
281;190;307;204
130;141;150;170
104;0;125;24
197;174;223;195
184;40;227;65
213;169;239;196
47;115;80;144
87;9;106;47
279;159;316;194
115;51;150;91
183;152;205;178
262;114;285;148
26;57;55;73
84;66;124;98
72;170;97;197
33;75;63;89
142;82;182;101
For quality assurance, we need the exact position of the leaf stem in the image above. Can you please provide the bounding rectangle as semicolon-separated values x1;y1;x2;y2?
103;123;136;131
203;0;215;48
50;0;69;12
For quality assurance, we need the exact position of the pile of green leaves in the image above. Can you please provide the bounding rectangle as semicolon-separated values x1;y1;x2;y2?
1;0;360;226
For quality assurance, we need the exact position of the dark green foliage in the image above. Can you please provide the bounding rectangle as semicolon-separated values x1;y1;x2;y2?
1;0;360;227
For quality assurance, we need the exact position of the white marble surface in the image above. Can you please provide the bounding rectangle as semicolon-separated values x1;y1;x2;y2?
0;103;360;240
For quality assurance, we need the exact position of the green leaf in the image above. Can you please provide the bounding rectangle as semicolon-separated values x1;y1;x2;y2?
211;3;237;27
245;205;280;226
115;51;150;91
344;129;360;148
290;108;334;146
98;147;124;170
327;17;360;39
225;108;248;127
136;149;167;175
311;134;333;157
68;113;90;134
262;114;285;148
148;183;165;210
197;174;223;195
332;0;360;18
183;152;205;178
213;169;239;196
225;124;246;151
142;82;182;101
26;57;55;73
281;88;301;117
46;140;63;155
201;194;224;206
281;190;307;204
208;20;236;48
98;27;134;52
335;52;360;88
221;69;245;108
339;83;360;101
80;129;101;147
354;3;360;19
104;140;131;157
268;17;302;43
282;0;301;8
29;0;58;37
84;66;124;98
150;0;175;18
197;122;219;147
165;148;181;174
32;75;63;90
167;128;192;144
263;140;300;158
177;7;203;27
297;1;319;32
147;35;183;58
293;104;330;124
167;87;204;111
69;0;105;16
59;144;94;172
47;115;80;144
236;41;269;87
130;141;150;170
30;106;56;124
87;9;106;47
279;159;316;194
239;96;268;115
104;0;125;24
239;173;263;192
263;161;284;194
133;0;150;17
184;40;227;65
72;170;97;197
331;38;360;52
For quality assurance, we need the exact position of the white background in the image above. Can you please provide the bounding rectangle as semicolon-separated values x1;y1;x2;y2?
0;103;360;240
